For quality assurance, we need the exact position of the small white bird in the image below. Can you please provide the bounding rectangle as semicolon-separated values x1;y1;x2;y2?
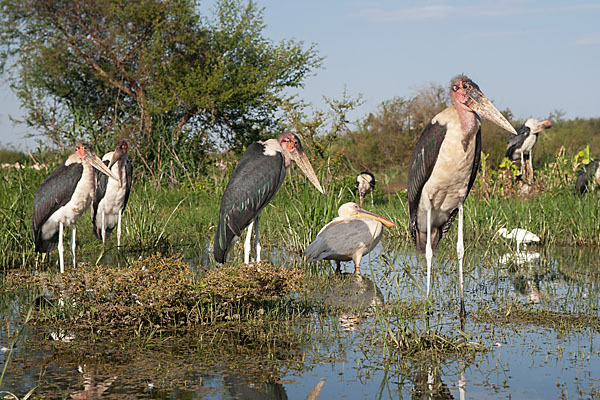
305;202;396;274
496;228;540;252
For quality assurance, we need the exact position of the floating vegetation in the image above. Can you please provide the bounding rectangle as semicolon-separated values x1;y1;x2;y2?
5;255;306;333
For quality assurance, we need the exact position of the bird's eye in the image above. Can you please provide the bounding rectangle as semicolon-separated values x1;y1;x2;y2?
452;85;459;92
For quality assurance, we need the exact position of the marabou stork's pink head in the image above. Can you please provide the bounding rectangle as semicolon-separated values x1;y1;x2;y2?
74;142;120;183
450;75;517;135
279;132;324;194
109;139;129;169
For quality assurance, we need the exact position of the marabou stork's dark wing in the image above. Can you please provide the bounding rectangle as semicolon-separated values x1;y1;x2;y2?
439;128;482;239
505;133;526;160
214;143;285;263
122;157;133;210
33;162;83;252
407;121;447;243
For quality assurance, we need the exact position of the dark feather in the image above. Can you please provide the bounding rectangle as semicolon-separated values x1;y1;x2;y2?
407;120;447;250
33;162;83;252
505;123;531;161
214;142;285;263
576;158;599;194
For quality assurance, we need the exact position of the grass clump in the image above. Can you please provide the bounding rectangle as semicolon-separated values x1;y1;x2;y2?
20;254;305;332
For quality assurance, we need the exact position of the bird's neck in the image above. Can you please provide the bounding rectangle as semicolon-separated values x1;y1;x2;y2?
454;104;480;147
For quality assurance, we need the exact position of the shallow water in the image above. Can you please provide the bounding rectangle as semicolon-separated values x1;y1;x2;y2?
1;242;599;399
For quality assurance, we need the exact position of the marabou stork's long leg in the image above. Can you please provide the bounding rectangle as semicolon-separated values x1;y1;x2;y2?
520;152;524;176
529;150;534;181
117;209;122;247
101;210;106;245
457;203;465;320
58;222;64;274
370;191;374;207
425;208;433;298
254;215;261;263
71;224;76;269
244;220;254;264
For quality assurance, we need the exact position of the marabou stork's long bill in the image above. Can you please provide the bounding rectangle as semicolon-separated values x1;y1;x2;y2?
33;143;120;273
214;132;324;264
505;118;552;179
305;202;395;274
91;139;133;247
356;171;375;206
407;75;517;320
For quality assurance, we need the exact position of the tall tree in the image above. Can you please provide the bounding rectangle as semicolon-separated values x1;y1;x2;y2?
0;0;321;169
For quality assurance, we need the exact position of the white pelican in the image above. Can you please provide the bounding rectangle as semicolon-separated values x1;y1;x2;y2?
304;202;396;274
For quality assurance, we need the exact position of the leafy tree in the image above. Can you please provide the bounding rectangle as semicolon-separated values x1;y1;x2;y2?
0;0;322;178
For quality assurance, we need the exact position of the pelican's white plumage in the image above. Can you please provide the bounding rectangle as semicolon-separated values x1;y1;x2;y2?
305;202;395;274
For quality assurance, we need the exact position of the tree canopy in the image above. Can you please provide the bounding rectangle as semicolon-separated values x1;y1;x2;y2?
0;0;322;172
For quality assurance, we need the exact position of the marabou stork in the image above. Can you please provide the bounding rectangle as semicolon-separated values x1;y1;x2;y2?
33;143;120;273
91;139;133;247
356;171;376;206
496;227;540;252
575;158;600;194
214;132;324;264
304;202;395;274
407;75;517;319
505;118;552;179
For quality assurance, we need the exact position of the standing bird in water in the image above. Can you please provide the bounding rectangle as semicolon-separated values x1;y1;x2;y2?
214;132;324;264
408;75;517;319
505;118;552;180
33;143;120;272
356;171;376;207
91;139;133;247
305;202;395;274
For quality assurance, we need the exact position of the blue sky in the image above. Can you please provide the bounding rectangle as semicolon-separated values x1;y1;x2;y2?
2;0;599;149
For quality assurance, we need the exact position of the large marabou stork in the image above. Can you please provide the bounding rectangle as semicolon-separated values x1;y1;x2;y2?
356;171;375;206
505;118;552;179
214;132;324;264
91;139;133;247
33;143;120;273
408;75;517;319
304;202;395;274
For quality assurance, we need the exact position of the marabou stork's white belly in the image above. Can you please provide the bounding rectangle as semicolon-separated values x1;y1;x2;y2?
306;218;383;262
419;119;477;228
41;166;95;240
520;135;536;154
94;164;127;228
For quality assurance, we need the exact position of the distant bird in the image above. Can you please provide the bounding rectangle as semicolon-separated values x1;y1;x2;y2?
575;158;600;194
505;118;552;179
408;75;517;319
91;139;133;247
496;227;540;252
214;132;324;264
33;143;120;273
356;171;376;206
305;202;396;274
